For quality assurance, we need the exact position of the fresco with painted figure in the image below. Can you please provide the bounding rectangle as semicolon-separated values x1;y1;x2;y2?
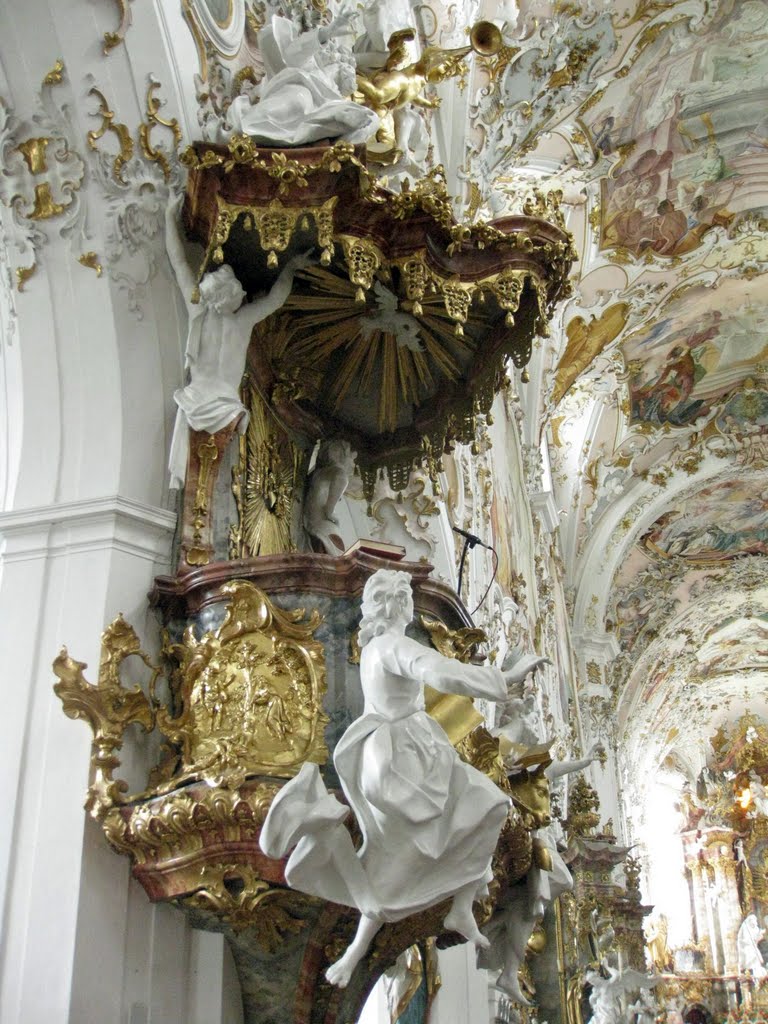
588;1;768;258
623;280;768;428
640;477;768;564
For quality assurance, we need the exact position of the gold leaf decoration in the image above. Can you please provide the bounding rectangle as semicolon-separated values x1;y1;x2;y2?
159;581;329;786
52;615;158;819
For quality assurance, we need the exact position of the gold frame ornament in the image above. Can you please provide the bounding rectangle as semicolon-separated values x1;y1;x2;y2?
159;581;329;787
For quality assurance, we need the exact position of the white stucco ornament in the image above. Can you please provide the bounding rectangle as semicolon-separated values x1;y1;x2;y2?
225;14;378;146
164;195;309;487
585;967;655;1024
737;912;767;978
260;569;549;987
747;770;768;818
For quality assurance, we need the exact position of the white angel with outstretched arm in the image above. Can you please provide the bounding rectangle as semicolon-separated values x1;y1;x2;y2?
260;570;543;989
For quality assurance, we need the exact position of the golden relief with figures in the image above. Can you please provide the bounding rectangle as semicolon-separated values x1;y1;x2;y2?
159;581;329;786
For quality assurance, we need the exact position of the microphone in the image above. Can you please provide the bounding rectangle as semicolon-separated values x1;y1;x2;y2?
452;525;491;549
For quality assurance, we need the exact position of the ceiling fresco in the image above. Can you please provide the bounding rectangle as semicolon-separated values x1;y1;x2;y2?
639;474;768;563
458;0;768;814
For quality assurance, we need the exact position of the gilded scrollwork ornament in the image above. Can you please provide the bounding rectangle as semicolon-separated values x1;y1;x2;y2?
53;616;158;820
139;77;182;184
0;63;86;281
184;866;313;942
230;378;303;559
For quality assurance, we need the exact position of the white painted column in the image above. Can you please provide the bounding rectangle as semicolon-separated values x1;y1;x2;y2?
0;499;177;1023
431;945;491;1024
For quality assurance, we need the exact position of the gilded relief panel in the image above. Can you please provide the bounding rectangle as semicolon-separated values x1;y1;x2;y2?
159;581;329;786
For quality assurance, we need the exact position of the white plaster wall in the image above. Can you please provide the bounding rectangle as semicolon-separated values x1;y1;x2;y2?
0;2;242;1020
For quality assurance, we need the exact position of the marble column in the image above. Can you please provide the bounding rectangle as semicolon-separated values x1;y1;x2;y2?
711;854;740;974
688;861;715;971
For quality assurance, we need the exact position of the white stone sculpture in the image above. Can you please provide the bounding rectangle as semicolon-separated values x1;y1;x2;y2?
748;771;768;817
495;686;541;750
260;569;549;988
360;281;423;352
737;912;767;978
584;967;653;1024
225;13;378;146
483;745;602;1004
164;196;310;487
303;439;356;553
628;986;657;1024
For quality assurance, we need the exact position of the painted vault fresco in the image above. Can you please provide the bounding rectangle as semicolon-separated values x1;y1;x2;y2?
622;277;768;428
590;0;768;258
639;476;768;563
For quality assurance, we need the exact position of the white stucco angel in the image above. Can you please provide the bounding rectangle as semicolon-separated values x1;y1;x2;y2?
260;569;548;987
165;196;309;487
737;912;767;979
748;771;768;818
628;986;657;1024
225;11;378;146
585;967;655;1024
303;439;356;553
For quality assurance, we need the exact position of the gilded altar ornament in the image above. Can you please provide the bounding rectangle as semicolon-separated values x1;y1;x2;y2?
159;581;329;787
78;252;102;277
187;434;219;565
565;774;602;837
102;779;280;864
353;22;501;164
231;379;300;559
420;617;487;663
15;263;36;292
420;617;489;745
53;615;157;820
15;137;71;221
43;59;65;87
508;765;553;830
103;0;132;52
553;302;630;406
17;136;51;175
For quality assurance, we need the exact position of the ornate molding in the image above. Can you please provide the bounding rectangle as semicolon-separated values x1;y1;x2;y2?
53;616;157;819
0;62;86;288
84;75;183;317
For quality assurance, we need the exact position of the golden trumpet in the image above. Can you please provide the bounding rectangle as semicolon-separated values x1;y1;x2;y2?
470;20;503;57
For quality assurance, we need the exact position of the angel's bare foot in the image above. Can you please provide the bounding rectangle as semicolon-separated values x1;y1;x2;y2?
325;951;358;989
497;965;531;1005
325;914;382;988
443;904;490;949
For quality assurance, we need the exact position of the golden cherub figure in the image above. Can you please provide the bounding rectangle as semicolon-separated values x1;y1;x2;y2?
353;29;471;162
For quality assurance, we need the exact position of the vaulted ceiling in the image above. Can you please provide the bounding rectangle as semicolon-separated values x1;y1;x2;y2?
462;0;768;801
